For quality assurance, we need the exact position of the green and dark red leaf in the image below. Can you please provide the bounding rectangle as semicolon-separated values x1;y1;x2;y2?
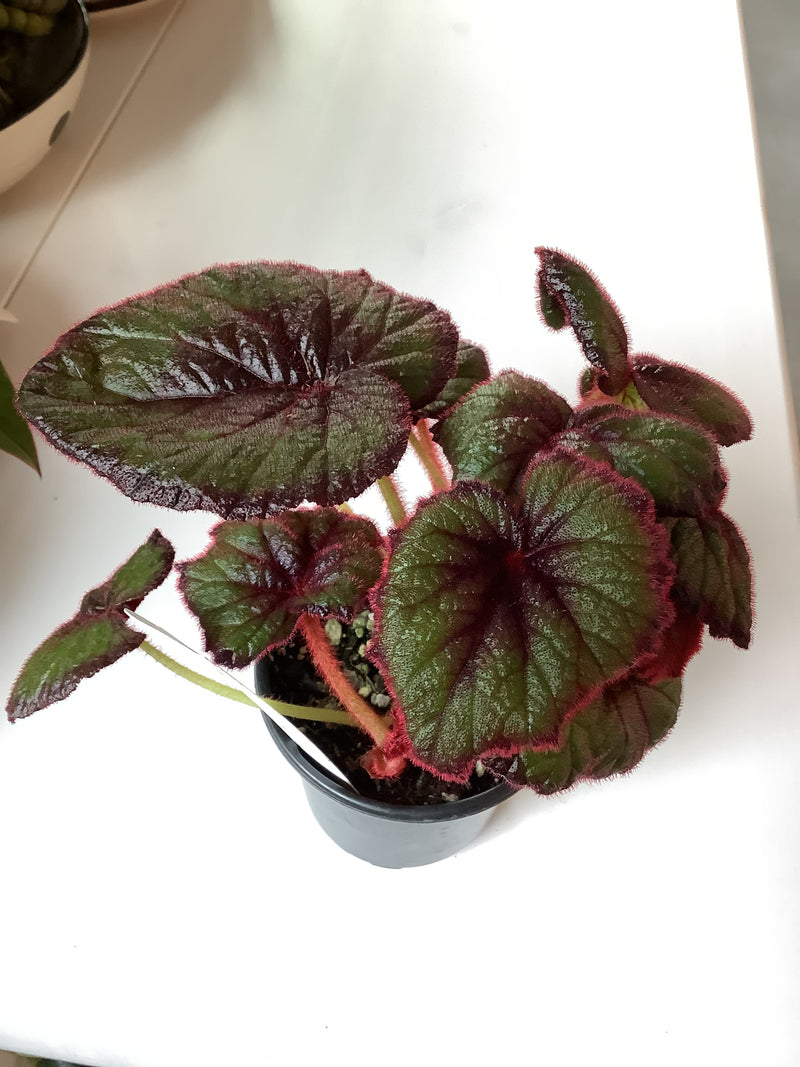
179;509;385;669
486;676;681;794
6;530;173;721
564;406;727;516
433;370;571;491
417;340;490;420
536;247;631;395
372;451;674;781
631;354;753;446
662;511;753;648
17;263;459;516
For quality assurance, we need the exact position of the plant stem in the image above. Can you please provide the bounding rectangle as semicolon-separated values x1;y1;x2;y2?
410;421;450;492
138;640;356;726
298;616;391;746
377;475;408;525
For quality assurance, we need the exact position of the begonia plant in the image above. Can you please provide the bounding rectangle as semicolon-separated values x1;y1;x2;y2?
6;249;753;797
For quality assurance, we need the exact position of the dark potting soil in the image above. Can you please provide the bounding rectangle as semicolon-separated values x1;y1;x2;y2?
259;611;500;807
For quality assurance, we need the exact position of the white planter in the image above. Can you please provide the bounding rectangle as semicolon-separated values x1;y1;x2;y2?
0;0;90;196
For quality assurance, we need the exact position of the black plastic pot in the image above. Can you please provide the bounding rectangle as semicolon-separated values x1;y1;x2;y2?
255;663;514;868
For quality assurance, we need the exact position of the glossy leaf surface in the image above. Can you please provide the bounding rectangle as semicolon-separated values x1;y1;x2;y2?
18;264;459;516
536;247;631;394
7;530;174;721
417;340;490;419
374;451;673;780
632;354;753;446
180;509;384;668
662;511;752;648
0;356;38;471
487;677;680;793
433;370;571;491
564;406;727;516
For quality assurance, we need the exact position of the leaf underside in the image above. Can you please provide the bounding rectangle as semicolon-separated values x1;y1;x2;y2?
374;450;673;781
180;509;385;669
417;339;490;419
17;263;460;516
536;247;631;395
433;370;572;492
7;530;174;721
662;511;752;648
486;676;681;793
0;356;39;471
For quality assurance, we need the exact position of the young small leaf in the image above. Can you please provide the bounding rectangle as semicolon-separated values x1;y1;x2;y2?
433;370;571;491
0;356;39;472
487;677;681;794
180;509;385;668
536;248;631;395
662;511;753;648
373;451;673;781
6;530;174;721
18;264;459;516
564;406;727;516
417;340;490;420
632;354;753;446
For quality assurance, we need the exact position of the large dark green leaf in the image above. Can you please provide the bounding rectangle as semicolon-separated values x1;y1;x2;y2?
180;509;385;669
374;450;673;781
536;248;631;395
7;530;174;721
632;354;753;446
662;511;752;648
487;677;681;794
0;356;38;472
417;339;490;420
18;264;459;516
564;406;727;516
433;370;571;491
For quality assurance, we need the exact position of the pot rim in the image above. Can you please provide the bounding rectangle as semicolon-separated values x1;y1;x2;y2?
263;714;516;823
0;0;90;133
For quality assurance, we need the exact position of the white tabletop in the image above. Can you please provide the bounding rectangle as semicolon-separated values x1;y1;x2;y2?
1;2;799;1065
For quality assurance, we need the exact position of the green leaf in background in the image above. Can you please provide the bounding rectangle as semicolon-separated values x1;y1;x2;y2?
487;677;681;793
536;247;632;395
417;339;490;419
17;263;460;516
632;354;753;446
374;451;673;781
564;406;727;516
662;511;753;648
433;370;572;491
0;356;39;471
180;509;385;669
6;530;175;721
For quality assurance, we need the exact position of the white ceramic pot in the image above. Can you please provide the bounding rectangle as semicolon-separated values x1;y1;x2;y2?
0;0;90;196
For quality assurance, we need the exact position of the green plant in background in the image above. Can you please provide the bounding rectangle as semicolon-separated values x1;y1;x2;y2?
0;356;38;470
0;0;69;126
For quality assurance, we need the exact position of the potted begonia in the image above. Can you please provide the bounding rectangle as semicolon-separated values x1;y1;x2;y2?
6;249;754;867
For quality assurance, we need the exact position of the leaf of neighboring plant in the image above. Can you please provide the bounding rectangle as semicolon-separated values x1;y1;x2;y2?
6;529;174;722
536;247;631;395
0;357;39;472
180;509;385;669
373;451;673;781
564;406;727;516
79;529;175;614
486;677;681;794
631;354;753;446
433;370;572;491
18;263;459;515
416;340;490;420
662;511;752;648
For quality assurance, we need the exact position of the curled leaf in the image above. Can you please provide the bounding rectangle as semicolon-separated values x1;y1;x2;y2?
632;354;753;446
536;247;631;394
180;509;385;669
18;264;459;516
417;340;490;420
487;677;681;794
7;530;174;721
373;450;673;781
433;370;571;491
